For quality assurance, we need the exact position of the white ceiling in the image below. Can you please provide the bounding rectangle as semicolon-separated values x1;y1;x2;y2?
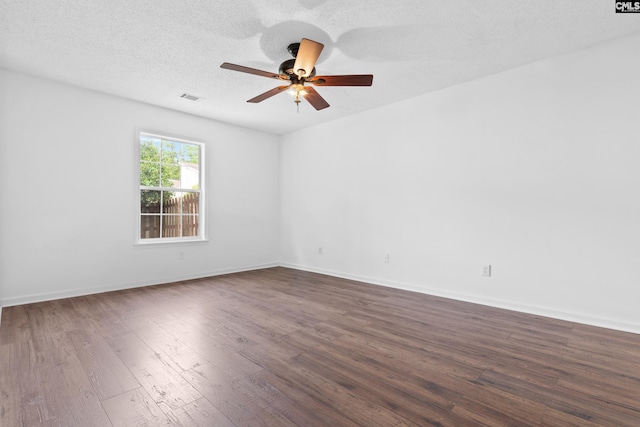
2;1;640;135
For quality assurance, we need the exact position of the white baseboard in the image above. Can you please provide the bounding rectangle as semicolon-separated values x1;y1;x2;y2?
0;262;278;308
279;262;640;335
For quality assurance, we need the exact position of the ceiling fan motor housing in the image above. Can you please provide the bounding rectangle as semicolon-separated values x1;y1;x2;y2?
279;58;315;79
287;42;300;57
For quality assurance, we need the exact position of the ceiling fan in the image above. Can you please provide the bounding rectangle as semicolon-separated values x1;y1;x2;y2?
220;38;373;111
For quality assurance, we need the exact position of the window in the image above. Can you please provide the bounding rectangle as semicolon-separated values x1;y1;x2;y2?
137;132;204;243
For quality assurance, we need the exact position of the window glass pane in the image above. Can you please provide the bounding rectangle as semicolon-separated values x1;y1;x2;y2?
162;191;181;214
140;138;161;162
182;215;199;237
180;163;199;190
161;164;180;188
140;161;160;186
182;192;199;214
161;140;180;164
181;144;199;164
141;190;161;213
162;215;181;238
140;215;161;239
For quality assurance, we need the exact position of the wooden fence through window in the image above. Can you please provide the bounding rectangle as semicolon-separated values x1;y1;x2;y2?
140;192;199;239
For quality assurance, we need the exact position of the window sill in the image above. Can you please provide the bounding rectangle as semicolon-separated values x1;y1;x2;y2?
134;237;209;246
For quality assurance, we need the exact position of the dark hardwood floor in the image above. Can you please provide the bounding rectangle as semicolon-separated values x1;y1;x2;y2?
1;267;639;426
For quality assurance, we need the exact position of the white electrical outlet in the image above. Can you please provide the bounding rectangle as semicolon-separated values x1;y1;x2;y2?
318;247;323;255
384;254;390;263
482;265;491;277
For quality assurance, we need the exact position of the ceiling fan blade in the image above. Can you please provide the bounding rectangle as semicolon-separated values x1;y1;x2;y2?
220;62;283;80
293;38;324;78
309;75;374;86
247;85;290;103
302;87;330;110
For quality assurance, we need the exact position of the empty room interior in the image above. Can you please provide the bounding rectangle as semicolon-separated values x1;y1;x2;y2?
1;1;640;426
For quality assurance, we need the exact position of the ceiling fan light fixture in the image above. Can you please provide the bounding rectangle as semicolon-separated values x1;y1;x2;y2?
288;83;308;112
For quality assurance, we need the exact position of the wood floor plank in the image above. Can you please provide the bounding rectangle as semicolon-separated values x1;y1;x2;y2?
20;303;113;426
540;407;606;427
192;304;298;352
25;304;65;355
452;395;542;427
36;343;112;426
67;294;141;337
235;372;349;427
249;354;421;427
313;320;484;381
169;308;260;355
284;327;466;411
0;340;51;426
105;330;202;413
545;384;640;426
245;331;424;426
246;370;364;427
486;358;562;389
474;368;557;407
291;350;469;426
451;369;552;425
182;362;297;427
0;305;33;345
167;397;235;427
125;316;206;372
102;387;173;426
66;329;140;401
157;316;264;379
555;364;640;411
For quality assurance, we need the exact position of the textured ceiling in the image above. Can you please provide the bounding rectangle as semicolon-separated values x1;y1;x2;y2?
1;1;640;134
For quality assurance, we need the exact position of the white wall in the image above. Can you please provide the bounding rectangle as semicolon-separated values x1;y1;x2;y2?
0;70;280;306
280;34;640;333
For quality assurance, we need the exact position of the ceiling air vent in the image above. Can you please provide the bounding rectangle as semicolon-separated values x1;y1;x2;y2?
179;93;202;102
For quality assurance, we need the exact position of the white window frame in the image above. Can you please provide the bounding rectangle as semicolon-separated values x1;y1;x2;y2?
135;131;206;244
